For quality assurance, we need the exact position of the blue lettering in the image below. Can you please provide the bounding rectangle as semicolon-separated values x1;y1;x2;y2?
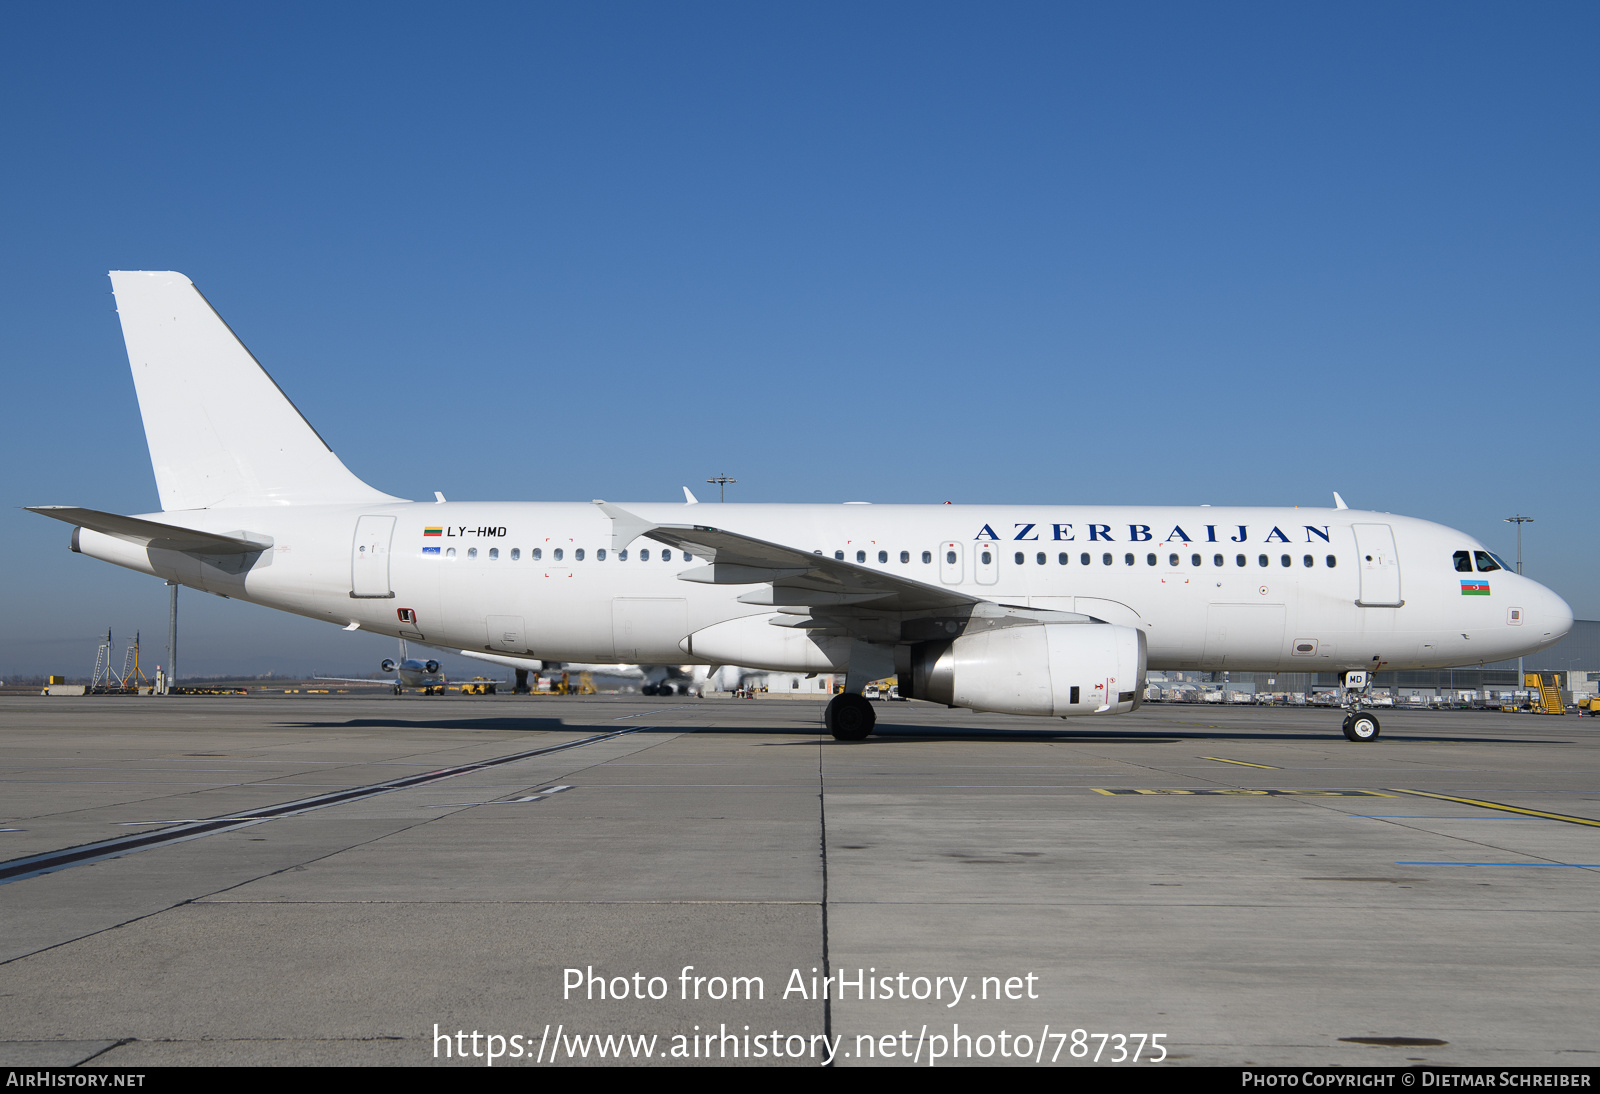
1164;526;1191;543
975;525;1000;541
1230;525;1248;543
1088;524;1114;542
1051;524;1074;541
1265;527;1290;543
1013;523;1038;541
1304;525;1331;543
1129;525;1152;542
1205;525;1217;542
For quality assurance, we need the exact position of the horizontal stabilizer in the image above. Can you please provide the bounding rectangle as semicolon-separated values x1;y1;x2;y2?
27;506;272;554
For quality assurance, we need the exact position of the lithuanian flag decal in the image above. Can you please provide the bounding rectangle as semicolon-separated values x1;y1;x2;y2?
424;526;443;537
1461;579;1490;595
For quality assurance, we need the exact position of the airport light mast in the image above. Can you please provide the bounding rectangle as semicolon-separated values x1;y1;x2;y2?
1503;514;1533;574
706;475;737;503
1504;515;1534;688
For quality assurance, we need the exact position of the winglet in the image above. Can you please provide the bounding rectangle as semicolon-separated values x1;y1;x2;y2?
1333;491;1349;510
593;500;660;552
683;486;699;504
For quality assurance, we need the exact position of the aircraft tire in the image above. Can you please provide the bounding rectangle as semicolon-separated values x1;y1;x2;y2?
826;694;876;741
1343;713;1380;742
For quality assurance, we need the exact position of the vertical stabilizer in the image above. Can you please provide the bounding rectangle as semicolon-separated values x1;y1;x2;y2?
109;271;401;510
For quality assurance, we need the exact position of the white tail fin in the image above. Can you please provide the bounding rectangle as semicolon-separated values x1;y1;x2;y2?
110;271;400;510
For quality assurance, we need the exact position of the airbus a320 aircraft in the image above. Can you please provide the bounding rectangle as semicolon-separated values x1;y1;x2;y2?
31;273;1574;742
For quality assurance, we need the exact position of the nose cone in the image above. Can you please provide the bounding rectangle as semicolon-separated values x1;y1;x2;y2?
1540;583;1576;645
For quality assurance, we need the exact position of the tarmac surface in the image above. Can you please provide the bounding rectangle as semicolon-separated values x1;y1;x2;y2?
0;694;1596;1068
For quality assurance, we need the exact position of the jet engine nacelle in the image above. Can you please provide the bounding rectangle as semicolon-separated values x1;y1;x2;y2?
423;659;440;675
381;658;397;673
904;622;1146;717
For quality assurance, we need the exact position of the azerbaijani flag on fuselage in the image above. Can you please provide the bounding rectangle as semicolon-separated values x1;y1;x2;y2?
1461;579;1490;595
424;526;443;537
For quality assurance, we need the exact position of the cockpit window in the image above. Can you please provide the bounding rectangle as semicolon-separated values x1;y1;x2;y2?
1453;550;1473;573
1474;551;1501;573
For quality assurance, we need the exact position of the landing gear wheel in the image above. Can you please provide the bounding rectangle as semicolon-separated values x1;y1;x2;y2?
642;684;658;696
825;694;876;741
1344;713;1380;742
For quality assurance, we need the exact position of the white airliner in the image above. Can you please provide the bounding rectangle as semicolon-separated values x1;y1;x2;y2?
30;272;1574;742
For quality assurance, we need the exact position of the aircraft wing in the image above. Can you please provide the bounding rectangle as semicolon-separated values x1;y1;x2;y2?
27;506;272;554
594;502;1089;643
596;500;979;615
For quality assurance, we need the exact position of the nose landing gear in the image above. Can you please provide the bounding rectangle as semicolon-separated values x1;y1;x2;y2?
1338;670;1381;742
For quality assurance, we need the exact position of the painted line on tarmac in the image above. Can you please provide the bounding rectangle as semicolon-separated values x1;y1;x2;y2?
1388;788;1600;828
433;785;573;807
1397;861;1600;868
0;729;654;886
1093;788;1393;797
1199;756;1280;769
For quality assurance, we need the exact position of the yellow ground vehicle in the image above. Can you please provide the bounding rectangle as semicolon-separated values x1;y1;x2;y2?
1524;672;1565;715
458;678;498;695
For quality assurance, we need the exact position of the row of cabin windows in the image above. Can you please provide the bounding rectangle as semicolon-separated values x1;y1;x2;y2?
973;549;1337;569
1453;550;1505;574
444;543;1335;570
829;548;1336;570
445;546;694;562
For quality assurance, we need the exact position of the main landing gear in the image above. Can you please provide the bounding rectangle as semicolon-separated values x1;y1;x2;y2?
1338;670;1381;742
825;693;876;741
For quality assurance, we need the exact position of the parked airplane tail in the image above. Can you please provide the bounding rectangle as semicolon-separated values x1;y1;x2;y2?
109;271;400;511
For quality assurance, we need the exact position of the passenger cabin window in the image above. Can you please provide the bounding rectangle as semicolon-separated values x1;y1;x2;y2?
1236;554;1246;567
640;549;650;561
1036;552;1045;565
1258;554;1269;567
1327;555;1336;567
597;549;606;561
468;547;478;559
1147;553;1157;566
1474;551;1501;573
552;548;563;561
510;548;520;561
1124;553;1134;565
946;550;957;564
922;551;932;564
878;550;888;563
1302;554;1313;567
1280;554;1291;567
1191;553;1201;568
1169;553;1179;567
980;549;993;565
900;551;910;563
488;548;499;560
618;549;627;561
446;547;456;558
531;548;541;561
1059;553;1069;565
1454;550;1473;573
1102;553;1112;565
1213;554;1223;566
857;550;866;563
1015;552;1024;565
836;550;845;560
1081;553;1091;565
575;548;585;561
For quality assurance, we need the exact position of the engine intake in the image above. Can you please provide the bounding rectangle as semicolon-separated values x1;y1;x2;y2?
904;622;1146;717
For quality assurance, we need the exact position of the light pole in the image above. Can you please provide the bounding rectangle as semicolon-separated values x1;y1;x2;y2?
1504;515;1534;683
706;475;737;503
1503;514;1534;574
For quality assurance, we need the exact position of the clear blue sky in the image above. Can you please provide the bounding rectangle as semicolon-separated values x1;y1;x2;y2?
2;3;1596;678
